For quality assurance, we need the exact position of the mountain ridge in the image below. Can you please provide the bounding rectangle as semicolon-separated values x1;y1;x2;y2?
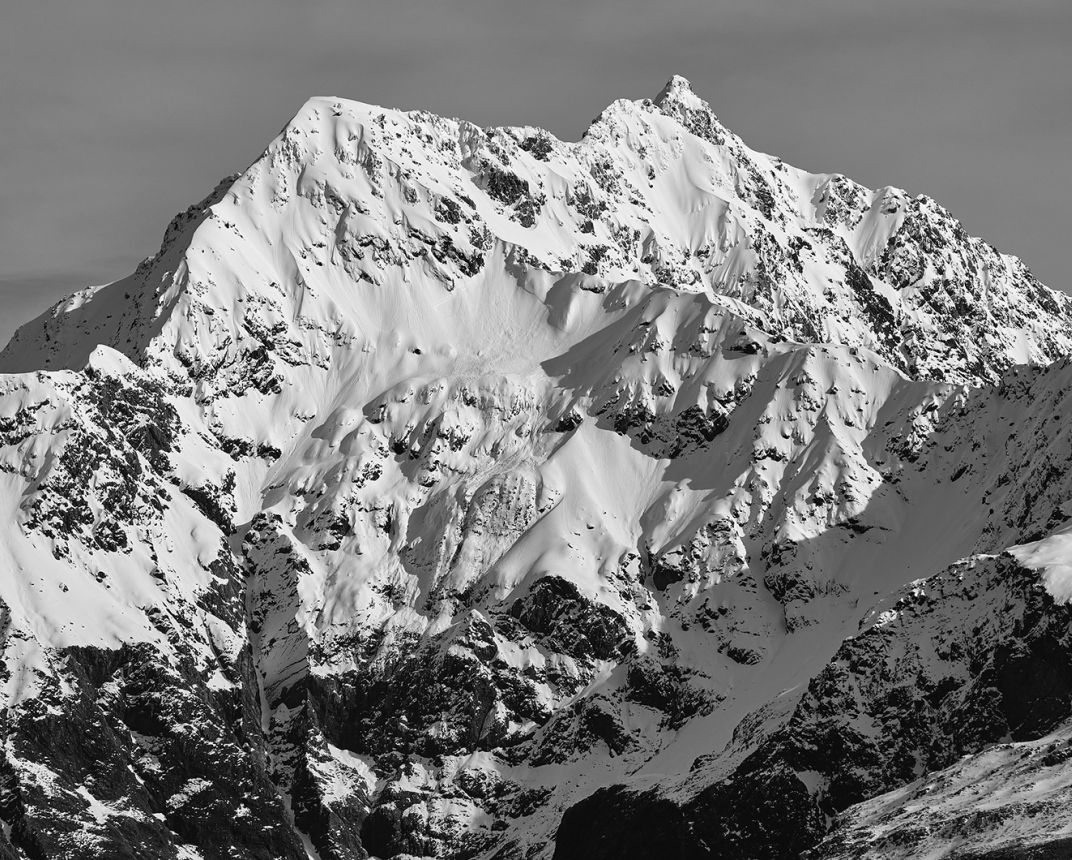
0;77;1070;859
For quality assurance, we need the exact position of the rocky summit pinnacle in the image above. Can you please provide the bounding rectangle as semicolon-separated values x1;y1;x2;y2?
1;78;1072;860
653;73;700;105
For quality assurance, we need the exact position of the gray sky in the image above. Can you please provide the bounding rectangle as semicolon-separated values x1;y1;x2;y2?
2;0;1070;347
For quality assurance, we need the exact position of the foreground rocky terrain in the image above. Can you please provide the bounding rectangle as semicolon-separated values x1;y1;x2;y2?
0;77;1071;858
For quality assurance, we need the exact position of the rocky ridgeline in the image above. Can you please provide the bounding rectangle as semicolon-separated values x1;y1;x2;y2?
0;77;1070;858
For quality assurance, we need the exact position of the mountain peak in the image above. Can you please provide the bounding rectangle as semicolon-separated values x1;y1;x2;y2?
653;73;707;111
655;73;695;100
3;78;1072;859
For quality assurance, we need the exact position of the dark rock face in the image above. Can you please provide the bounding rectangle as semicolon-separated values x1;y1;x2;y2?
553;763;823;860
554;788;704;860
0;644;305;860
509;576;632;662
287;706;369;860
624;658;711;728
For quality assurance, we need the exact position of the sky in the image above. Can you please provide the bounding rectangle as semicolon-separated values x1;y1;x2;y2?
2;0;1070;347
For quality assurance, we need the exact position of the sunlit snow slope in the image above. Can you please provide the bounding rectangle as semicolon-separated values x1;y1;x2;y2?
1;76;1072;859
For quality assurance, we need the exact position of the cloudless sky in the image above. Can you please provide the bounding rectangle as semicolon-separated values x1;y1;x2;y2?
2;0;1070;347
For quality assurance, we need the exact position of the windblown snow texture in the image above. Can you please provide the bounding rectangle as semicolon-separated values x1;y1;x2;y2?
1;76;1072;859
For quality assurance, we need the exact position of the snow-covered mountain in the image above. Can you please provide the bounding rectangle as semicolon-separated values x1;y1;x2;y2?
1;76;1071;859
